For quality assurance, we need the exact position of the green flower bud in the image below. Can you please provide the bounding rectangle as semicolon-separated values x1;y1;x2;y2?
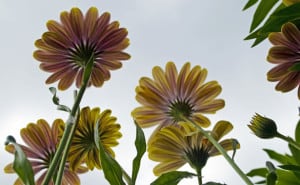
248;113;278;139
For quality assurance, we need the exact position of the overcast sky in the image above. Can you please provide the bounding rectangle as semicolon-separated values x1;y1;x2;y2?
1;0;299;184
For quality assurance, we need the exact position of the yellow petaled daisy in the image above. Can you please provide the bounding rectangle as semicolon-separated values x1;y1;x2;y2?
61;106;122;170
132;62;225;129
34;7;130;90
148;121;238;176
4;119;87;185
267;22;300;99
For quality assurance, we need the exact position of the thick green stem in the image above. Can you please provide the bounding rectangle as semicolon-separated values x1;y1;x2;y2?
182;117;254;185
42;55;94;185
276;132;300;150
54;106;80;185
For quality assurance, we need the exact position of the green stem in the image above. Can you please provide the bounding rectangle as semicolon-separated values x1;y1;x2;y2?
276;132;300;150
196;167;202;185
54;105;80;185
42;55;94;185
182;117;254;185
122;168;132;185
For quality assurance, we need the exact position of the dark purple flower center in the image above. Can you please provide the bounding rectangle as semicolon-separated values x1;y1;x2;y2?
185;146;209;170
168;99;193;123
69;41;97;67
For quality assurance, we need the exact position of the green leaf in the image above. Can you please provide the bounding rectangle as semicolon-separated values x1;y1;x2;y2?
243;0;259;10
131;121;146;185
279;164;300;171
289;144;300;165
250;0;279;32
245;3;286;47
247;167;268;177
266;161;277;185
279;163;300;180
94;119;126;185
255;180;267;184
49;87;71;112
295;120;300;143
150;171;196;185
203;182;225;185
5;136;35;185
276;169;300;184
231;139;239;160
263;149;291;164
259;3;300;33
267;172;277;185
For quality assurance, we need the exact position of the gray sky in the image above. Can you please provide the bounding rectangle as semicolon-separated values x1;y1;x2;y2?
0;0;299;184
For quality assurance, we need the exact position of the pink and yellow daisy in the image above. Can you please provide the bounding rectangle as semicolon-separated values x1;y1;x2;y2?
132;62;225;129
267;22;300;99
34;7;130;90
4;119;87;185
148;121;238;176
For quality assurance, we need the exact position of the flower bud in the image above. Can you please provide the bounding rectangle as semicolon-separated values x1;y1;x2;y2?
248;113;278;139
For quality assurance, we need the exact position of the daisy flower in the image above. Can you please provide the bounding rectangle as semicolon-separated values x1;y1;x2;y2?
34;7;130;90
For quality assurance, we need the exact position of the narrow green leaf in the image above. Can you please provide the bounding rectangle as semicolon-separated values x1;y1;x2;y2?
150;171;196;185
5;136;35;185
247;168;268;177
255;180;267;184
255;180;267;185
260;4;300;33
245;3;285;47
131;121;146;185
289;144;300;165
250;0;279;32
266;161;277;185
243;0;259;10
94;119;126;185
263;149;291;164
231;139;239;160
49;87;60;105
49;87;71;112
295;120;300;143
279;163;300;180
279;164;300;171
203;182;226;185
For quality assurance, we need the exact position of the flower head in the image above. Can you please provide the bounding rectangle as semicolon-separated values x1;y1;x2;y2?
267;22;300;99
148;121;238;176
4;119;87;185
34;7;130;90
248;113;278;139
132;62;225;129
61;106;122;170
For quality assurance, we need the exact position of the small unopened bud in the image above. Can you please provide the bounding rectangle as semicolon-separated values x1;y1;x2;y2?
248;113;278;139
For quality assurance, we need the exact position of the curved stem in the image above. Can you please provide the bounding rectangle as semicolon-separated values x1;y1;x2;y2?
276;132;300;150
182;117;254;185
42;55;94;185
